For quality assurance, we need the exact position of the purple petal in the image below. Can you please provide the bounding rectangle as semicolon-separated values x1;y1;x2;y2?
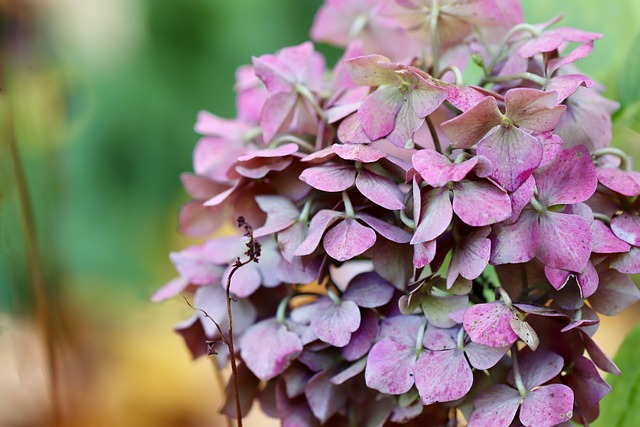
194;285;257;337
453;180;512;226
465;342;509;370
359;86;404;141
170;245;224;285
356;169;405;210
330;358;367;385
447;227;491;288
294;210;344;256
547;41;596;74
534;145;598;206
545;74;594;102
463;302;518;348
507;175;535;223
310;299;361;347
221;362;260;418
372;240;414;290
467;385;521;427
520;384;574;427
414;349;473;404
413;240;437;268
278;222;308;261
299;164;357;192
343;272;395;308
489;209;540;265
441;96;502;149
283;363;312;398
590;268;640;315
545;266;571;291
477;126;542;192
357;212;412;243
537;132;564;167
178;200;224;237
518;350;564;389
610;246;640;274
583;332;620;375
305;369;348;423
342;309;379;361
240;319;303;381
275;383;321;427
537;211;592;271
423;324;458;351
365;338;416;395
378;314;425;347
323;218;377;261
565;356;611;408
411;187;452;244
591;220;631;254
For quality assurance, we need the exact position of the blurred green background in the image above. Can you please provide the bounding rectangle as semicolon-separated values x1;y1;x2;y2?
2;0;640;426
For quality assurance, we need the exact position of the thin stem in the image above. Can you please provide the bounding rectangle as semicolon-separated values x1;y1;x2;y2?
438;65;464;85
593;212;611;224
415;318;427;354
271;134;316;153
425;115;442;154
296;84;327;122
342;191;355;217
529;196;546;214
430;1;440;76
592;147;630;171
7;97;62;427
456;325;465;349
399;209;416;229
511;349;528;398
482;72;548;87
226;262;245;427
486;23;541;75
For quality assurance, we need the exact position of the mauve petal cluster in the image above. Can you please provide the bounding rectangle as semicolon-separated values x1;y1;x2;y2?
157;1;640;426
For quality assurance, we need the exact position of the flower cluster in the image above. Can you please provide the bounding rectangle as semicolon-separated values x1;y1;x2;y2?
156;1;640;426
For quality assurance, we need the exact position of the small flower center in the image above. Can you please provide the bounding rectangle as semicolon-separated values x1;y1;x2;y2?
500;116;512;128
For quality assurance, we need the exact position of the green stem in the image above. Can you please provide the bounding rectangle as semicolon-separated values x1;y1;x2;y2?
296;84;327;122
592;147;631;171
593;212;611;224
271;134;316;153
512;349;528;398
425;115;442;154
7;95;62;427
415;318;427;354
342;191;355;217
483;72;547;87
299;198;313;223
486;23;541;75
438;65;463;85
529;196;546;214
399;209;416;229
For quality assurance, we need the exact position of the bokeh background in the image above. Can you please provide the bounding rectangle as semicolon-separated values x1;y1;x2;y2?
2;1;640;426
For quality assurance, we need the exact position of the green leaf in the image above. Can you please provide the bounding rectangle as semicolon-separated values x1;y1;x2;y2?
618;33;640;108
593;322;640;427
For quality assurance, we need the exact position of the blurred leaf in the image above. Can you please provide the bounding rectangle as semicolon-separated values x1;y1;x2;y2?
593;321;640;426
618;33;640;108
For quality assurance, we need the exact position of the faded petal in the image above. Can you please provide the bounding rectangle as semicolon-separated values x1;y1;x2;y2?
299;164;357;192
590;268;640;315
465;342;509;370
611;212;640;246
323;218;377;261
310;299;361;347
359;86;404;141
489;208;539;265
240;319;303;380
441;96;502;149
342;309;379;361
452;180;512;226
591;220;631;254
504;88;565;132
295;210;344;256
356;169;405;210
597;167;640;197
467;384;521;427
357;212;412;243
412;187;453;244
343;271;395;308
365;338;416;395
537;211;592;271
305;369;348;423
414;349;473;404
520;384;574;427
463;302;518;348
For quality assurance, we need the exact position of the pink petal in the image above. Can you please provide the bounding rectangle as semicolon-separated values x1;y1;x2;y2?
464;342;509;370
238;143;299;161
537;211;592;271
519;27;602;58
507;175;535;224
357;212;412;243
260;91;297;143
490;209;540;265
409;80;448;118
343;272;395;308
413;149;480;187
355;169;405;210
178;200;224;237
152;277;189;302
463;302;518;348
597;167;640;197
504;88;565;132
241;320;303;381
181;173;228;199
223;262;262;298
411;187;452;244
611;212;640;246
359;86;404;141
364;339;416;395
537;132;564;167
520;384;574;427
452;180;512;226
545;74;594;103
534;145;598;206
332;143;386;162
254;195;299;237
590;268;640;316
278;222;308;261
413;240;437;268
295;210;344;256
610;246;640;274
414;349;472;404
310;298;361;347
345;54;396;87
323;218;377;261
299;164;357;192
591;220;631;253
441;96;502;149
477;125;542;192
170;245;225;285
337;113;372;144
